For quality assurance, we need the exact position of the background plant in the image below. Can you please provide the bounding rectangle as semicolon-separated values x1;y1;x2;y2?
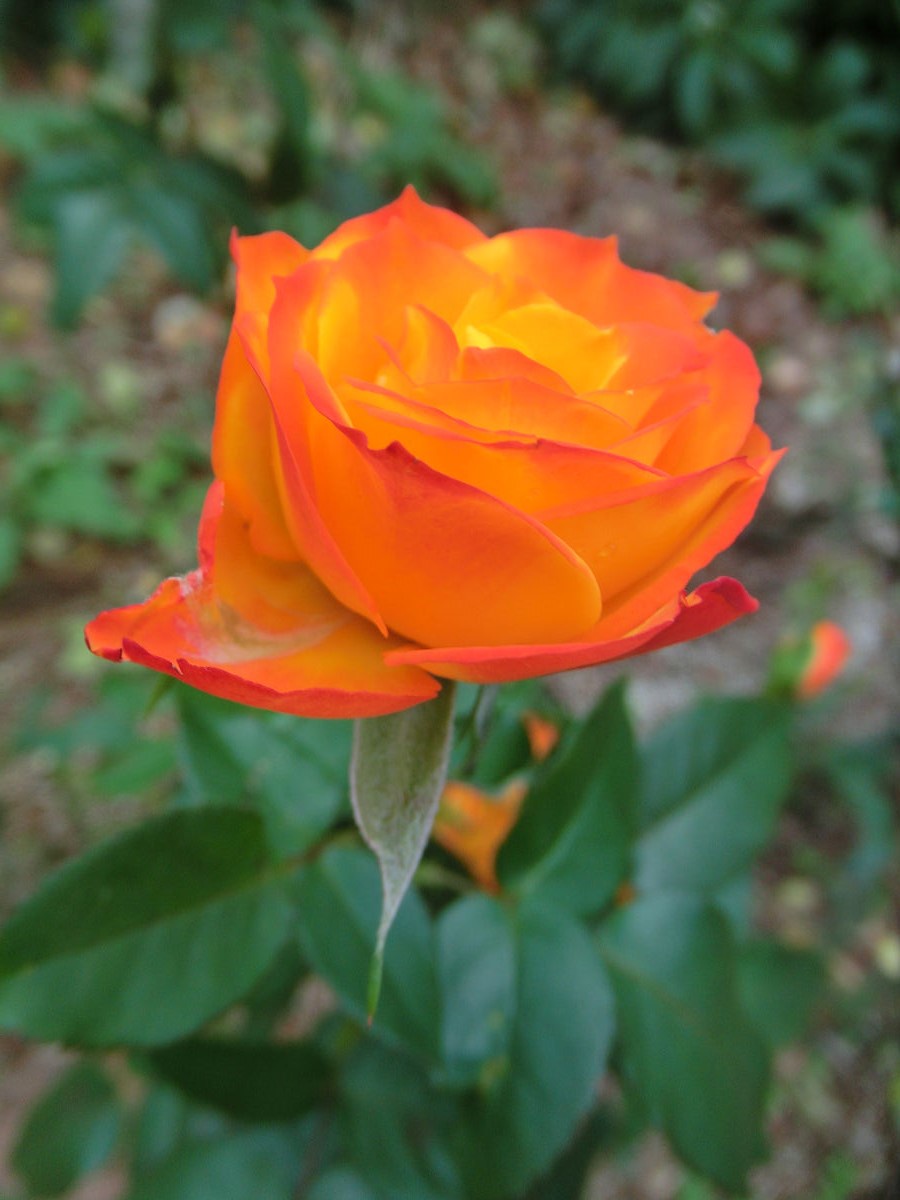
6;672;890;1199
0;0;495;326
534;0;900;315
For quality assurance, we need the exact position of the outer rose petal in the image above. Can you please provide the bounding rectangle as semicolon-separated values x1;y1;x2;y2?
232;281;387;633
544;449;784;639
228;229;309;367
654;331;761;473
384;577;757;684
85;484;439;718
210;230;312;560
312;184;486;261
211;331;297;560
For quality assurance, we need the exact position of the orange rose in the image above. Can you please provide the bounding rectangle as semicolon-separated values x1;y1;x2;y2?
86;188;781;716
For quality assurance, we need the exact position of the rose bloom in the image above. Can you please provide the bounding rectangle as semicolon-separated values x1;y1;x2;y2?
87;188;782;716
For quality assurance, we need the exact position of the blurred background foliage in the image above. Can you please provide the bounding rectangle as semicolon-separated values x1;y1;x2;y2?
0;0;496;327
538;0;900;316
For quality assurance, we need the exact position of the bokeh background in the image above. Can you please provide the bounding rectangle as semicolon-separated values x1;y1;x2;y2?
0;1;898;1196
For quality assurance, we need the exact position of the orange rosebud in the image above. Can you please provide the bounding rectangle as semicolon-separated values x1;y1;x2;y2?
432;779;526;892
522;711;560;762
797;621;852;699
86;188;781;715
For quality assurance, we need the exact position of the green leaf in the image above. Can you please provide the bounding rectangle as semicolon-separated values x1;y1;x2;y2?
350;683;455;1006
124;1131;300;1200
0;97;92;161
450;901;616;1199
295;846;439;1060
93;739;177;797
676;50;716;134
307;1168;379;1200
28;458;140;540
600;894;769;1191
525;1110;615;1200
437;895;515;1087
339;1041;461;1200
51;189;132;327
0;809;293;1046
258;3;316;198
132;1086;190;1174
12;1062;121;1196
636;698;791;894
147;1036;330;1122
498;681;636;914
176;687;351;858
129;182;215;292
737;940;825;1049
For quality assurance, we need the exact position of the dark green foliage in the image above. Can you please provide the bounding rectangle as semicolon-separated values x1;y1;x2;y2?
295;846;441;1061
635;696;792;894
11;1062;122;1196
176;687;352;858
2;678;873;1197
147;1037;331;1122
600;896;770;1190
536;0;900;230
1;0;495;325
446;899;615;1199
16;110;256;327
497;679;636;914
0;808;294;1044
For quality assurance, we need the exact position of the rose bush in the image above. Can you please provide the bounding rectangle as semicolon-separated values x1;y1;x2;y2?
86;187;782;716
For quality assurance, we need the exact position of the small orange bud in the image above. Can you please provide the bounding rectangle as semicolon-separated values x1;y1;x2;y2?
432;779;526;892
522;711;560;762
797;621;851;699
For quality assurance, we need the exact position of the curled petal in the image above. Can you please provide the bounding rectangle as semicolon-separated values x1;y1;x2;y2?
85;485;438;717
384;577;757;684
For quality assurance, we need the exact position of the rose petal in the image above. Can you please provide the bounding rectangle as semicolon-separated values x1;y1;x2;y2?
210;234;322;560
210;331;297;560
544;450;783;638
228;229;309;368
235;313;386;633
340;373;633;455
266;318;603;646
466;229;717;332
312;184;486;261
332;386;665;517
384;577;756;684
313;219;492;384
85;485;438;718
654;331;761;473
469;302;626;394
